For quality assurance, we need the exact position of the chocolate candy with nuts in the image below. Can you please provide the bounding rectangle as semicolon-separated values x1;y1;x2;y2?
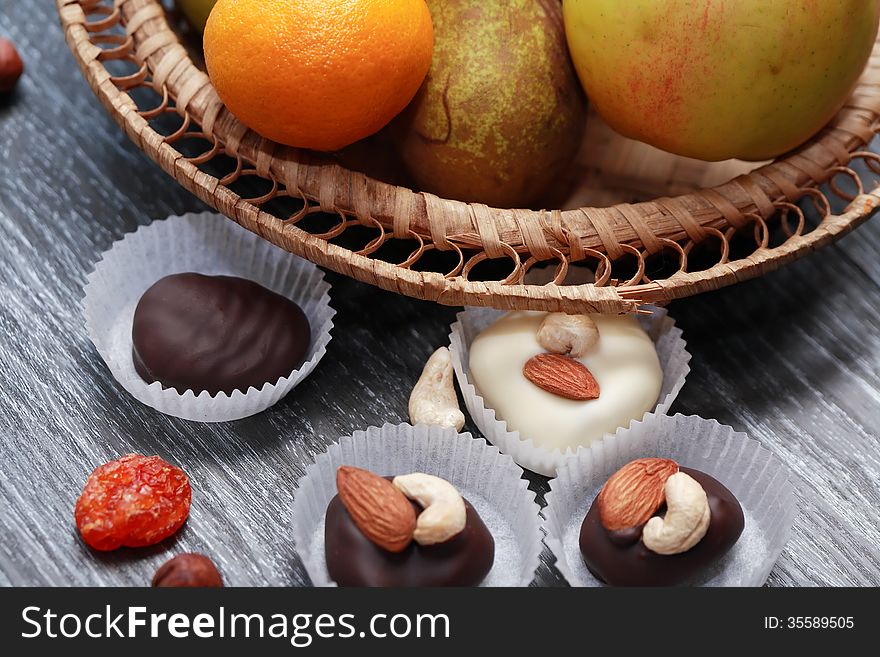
579;458;744;586
325;467;494;586
467;311;662;454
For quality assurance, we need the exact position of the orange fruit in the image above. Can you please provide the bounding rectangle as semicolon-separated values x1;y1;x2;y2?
203;0;434;152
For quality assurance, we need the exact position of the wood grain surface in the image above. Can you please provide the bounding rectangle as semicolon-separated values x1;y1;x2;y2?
1;3;878;587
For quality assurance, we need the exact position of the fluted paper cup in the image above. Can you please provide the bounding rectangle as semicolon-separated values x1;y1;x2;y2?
544;413;797;587
83;212;334;422
291;423;542;587
449;306;689;476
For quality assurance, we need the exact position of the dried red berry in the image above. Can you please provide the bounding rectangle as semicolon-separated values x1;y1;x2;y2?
152;553;223;588
0;38;23;94
74;454;191;551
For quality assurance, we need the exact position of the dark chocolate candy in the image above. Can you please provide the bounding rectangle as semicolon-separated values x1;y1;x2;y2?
132;273;310;395
324;492;494;587
579;467;744;586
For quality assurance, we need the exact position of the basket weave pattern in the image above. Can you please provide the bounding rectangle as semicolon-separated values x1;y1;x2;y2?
59;0;880;313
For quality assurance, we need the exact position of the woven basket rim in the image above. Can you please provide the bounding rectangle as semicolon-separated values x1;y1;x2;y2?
58;0;880;313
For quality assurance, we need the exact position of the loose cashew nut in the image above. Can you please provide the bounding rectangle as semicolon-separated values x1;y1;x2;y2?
408;347;465;431
642;472;711;555
537;313;599;358
392;473;467;545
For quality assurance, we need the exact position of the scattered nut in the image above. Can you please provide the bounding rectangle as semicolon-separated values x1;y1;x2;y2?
408;347;465;431
597;458;679;531
337;466;416;553
0;38;23;94
392;473;466;546
523;353;600;400
537;313;599;357
642;472;711;555
152;553;223;587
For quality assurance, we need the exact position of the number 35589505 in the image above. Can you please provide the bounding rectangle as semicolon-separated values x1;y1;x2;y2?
764;617;854;629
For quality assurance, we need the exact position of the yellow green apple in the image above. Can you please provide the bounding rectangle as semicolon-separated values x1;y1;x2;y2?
177;0;217;33
563;0;880;161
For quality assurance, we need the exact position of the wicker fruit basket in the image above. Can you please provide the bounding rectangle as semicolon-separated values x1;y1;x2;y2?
58;0;880;313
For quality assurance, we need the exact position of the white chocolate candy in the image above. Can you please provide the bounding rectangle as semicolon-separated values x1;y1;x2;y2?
468;312;662;453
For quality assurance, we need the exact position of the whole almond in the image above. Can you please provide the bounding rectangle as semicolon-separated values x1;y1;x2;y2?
523;353;600;400
597;458;679;531
336;466;416;552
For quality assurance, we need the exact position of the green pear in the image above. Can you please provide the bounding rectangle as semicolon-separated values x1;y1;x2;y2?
393;0;587;208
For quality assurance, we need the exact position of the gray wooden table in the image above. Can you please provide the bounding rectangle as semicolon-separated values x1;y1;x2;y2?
1;2;878;587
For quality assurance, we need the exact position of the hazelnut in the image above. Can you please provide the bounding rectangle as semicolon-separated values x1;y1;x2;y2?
0;38;23;94
151;553;224;587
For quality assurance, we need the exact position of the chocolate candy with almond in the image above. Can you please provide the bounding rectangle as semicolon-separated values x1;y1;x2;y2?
580;462;744;586
325;467;494;586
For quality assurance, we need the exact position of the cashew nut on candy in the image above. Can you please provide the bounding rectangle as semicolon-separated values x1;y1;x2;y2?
408;347;465;431
536;313;600;358
392;473;467;546
642;472;711;555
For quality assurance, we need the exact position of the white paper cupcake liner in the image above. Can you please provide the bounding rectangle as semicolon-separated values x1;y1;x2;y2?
449;305;690;476
291;423;542;587
544;413;797;587
83;212;335;422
